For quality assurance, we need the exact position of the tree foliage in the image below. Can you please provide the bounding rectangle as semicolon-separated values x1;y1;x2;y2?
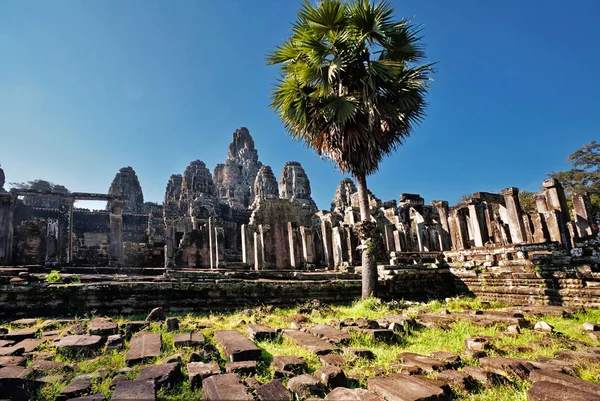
550;141;600;207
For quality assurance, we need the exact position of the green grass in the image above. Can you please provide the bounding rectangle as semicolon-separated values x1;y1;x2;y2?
3;296;600;400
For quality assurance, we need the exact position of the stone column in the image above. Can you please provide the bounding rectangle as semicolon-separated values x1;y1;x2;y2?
0;193;15;265
300;226;314;266
288;222;301;269
46;218;59;266
317;213;334;268
467;200;489;247
448;207;469;250
208;217;214;269
572;192;594;238
383;225;396;252
254;229;263;270
531;214;549;243
259;224;273;268
542;179;571;247
393;230;402;252
164;220;175;267
431;200;451;250
331;226;344;270
241;224;253;265
109;200;124;266
500;187;527;244
215;226;224;267
534;193;548;213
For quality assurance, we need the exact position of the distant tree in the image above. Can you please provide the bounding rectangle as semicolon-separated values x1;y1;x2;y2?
549;141;600;208
518;190;537;214
267;0;434;299
457;193;472;204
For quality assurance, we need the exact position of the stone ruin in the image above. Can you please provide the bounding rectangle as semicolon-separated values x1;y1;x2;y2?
0;126;599;276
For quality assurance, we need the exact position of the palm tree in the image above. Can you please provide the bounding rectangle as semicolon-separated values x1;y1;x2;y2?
267;0;434;299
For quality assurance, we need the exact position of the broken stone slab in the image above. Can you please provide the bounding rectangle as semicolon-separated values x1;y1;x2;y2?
345;348;375;360
112;379;156;401
306;324;351;345
0;356;26;367
319;354;346;367
12;338;45;353
530;368;600;396
287;374;326;398
3;328;39;342
388;363;423;375
173;332;205;347
135;362;182;390
214;330;261;362
397;352;450;372
245;376;261;390
126;332;162;366
313;365;347;389
368;373;449;401
462;366;508;387
56;375;92;401
283;330;340;355
272;356;308;375
0;346;24;357
246;324;277;341
29;360;71;375
10;319;37;326
478;357;535;380
363;329;395;342
527;380;600;401
145;307;165;322
430;351;461;367
584;322;600;331
0;340;14;347
257;379;293;401
165;317;179;331
56;335;104;354
557;350;600;365
355;318;380;329
88;319;118;337
201;373;253;401
68;395;106;401
326;387;383;401
534;321;554;333
436;370;476;392
123;321;148;335
189;344;221;363
187;362;221;390
0;365;39;401
225;360;257;375
106;335;124;352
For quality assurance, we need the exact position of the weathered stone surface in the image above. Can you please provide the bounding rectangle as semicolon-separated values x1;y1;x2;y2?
0;365;37;401
88;319;118;336
478;357;535;380
464;337;492;352
326;387;383;401
126;332;162;365
397;352;449;372
246;324;277;341
12;338;44;353
368;373;449;401
430;351;461;367
273;355;308;375
283;329;339;355
313;365;347;389
584;322;600;331
257;379;293;401
225;360;257;375
29;360;70;374
135;362;182;390
106;335;124;352
530;368;600;395
55;335;103;354
436;370;476;392
319;353;346;367
201;373;253;401
279;162;317;211
165;317;179;331
287;374;326;398
173;332;205;347
252;166;279;210
214;127;263;210
68;395;106;401
56;375;92;401
306;324;351;345
527;380;600;401
462;366;508;387
0;340;14;347
364;329;395;341
330;179;357;213
557;350;600;365
534;321;554;333
345;348;375;360
214;330;261;362
0;356;25;367
106;166;144;213
10;319;37;326
3;328;38;342
187;362;221;390
145;307;165;322
112;379;156;401
21;180;69;208
179;160;216;214
189;344;221;363
0;346;23;357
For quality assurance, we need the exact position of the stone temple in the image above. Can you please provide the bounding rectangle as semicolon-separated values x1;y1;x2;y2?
0;126;599;315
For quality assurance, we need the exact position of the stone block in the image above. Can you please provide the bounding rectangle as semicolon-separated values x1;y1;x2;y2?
201;373;253;401
214;330;261;362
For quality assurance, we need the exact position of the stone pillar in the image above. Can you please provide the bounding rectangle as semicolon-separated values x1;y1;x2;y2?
448;207;469;250
467;200;489;247
164;220;175;267
431;200;451;250
300;226;314;265
318;215;334;268
542;210;563;243
215;226;224;267
109;200;124;266
254;230;263;270
522;214;534;243
288;222;301;269
542;179;571;247
383;225;396;252
531;213;549;243
393;230;401;252
241;224;253;265
208;217;214;269
46;218;59;265
572;192;594;238
344;225;359;265
331;226;344;270
500;187;527;244
534;193;548;213
0;193;15;265
259;224;274;268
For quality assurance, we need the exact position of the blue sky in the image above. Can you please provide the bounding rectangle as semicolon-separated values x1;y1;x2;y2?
1;0;599;210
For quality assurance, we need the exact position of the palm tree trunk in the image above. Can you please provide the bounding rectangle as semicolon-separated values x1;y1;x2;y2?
355;171;377;299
